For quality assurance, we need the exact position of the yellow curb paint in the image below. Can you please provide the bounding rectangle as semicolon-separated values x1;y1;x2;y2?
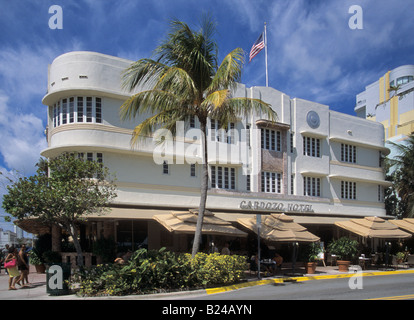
205;270;414;295
368;294;414;300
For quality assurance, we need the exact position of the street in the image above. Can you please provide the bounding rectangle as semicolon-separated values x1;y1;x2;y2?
180;272;414;300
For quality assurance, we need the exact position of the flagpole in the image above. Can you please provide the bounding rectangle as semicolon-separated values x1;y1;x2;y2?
264;22;269;87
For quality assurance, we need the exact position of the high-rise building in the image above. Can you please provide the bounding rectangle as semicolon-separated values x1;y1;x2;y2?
355;65;414;141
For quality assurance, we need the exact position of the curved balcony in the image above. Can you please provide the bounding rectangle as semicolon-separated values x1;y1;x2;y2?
42;51;140;106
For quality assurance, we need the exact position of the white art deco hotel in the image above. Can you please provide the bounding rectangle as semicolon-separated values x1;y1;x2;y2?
40;51;391;253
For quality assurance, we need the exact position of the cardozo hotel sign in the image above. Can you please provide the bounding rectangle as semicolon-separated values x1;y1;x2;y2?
239;200;315;213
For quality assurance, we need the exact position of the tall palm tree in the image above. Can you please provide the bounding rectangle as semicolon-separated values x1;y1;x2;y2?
386;134;414;218
120;17;276;257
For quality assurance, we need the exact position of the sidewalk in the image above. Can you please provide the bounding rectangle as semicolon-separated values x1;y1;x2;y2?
0;264;413;300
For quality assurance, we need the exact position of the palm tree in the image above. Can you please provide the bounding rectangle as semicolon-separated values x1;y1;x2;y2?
386;134;414;218
120;17;277;257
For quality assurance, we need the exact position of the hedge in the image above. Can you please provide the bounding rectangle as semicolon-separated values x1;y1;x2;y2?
71;248;249;296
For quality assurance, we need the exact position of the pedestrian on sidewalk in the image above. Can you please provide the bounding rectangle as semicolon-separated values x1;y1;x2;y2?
18;244;30;286
4;247;21;290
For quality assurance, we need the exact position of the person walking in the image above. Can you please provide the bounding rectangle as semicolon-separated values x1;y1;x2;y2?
18;244;30;286
4;247;21;290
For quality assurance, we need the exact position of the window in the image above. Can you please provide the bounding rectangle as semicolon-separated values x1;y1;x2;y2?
52;96;103;128
97;153;103;164
95;98;102;124
261;128;281;151
69;98;74;123
396;76;414;86
86;97;93;123
291;174;295;195
227;123;235;144
303;136;320;157
190;164;196;177
53;104;57;127
341;181;356;200
163;161;169;175
62;98;67;124
77;97;84;122
76;152;102;163
341;144;357;163
189;115;196;128
303;176;321;197
245;124;251;147
378;185;383;202
261;171;282;193
290;132;294;153
246;174;251;192
210;166;236;190
210;120;236;144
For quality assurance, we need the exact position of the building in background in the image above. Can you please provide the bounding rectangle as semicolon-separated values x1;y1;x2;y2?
355;65;414;144
0;228;17;248
24;51;391;254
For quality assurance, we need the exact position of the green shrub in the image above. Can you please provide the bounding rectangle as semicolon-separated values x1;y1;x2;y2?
71;248;249;296
191;252;248;286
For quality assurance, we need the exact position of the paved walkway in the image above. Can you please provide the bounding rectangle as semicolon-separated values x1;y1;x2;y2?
0;264;413;300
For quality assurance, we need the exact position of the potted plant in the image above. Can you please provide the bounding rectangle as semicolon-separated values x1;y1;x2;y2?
29;248;46;273
304;242;323;274
328;237;358;272
396;252;406;264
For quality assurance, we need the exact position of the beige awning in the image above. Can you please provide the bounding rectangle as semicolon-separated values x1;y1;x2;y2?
15;218;52;235
153;210;247;237
237;213;320;243
335;216;412;239
390;218;414;234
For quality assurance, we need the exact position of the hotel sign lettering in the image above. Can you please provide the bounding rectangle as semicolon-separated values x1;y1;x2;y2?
239;200;314;213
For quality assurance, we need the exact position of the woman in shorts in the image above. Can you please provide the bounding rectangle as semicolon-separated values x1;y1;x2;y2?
4;247;21;290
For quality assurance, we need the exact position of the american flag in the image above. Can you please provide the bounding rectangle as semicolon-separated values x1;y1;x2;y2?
249;33;265;62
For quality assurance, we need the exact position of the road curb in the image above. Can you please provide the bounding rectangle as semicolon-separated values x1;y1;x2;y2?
206;269;414;295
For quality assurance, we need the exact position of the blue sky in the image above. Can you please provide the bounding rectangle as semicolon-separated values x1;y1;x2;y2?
0;0;413;231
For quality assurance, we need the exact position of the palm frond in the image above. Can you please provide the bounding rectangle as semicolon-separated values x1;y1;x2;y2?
155;19;217;92
155;67;198;101
121;59;168;92
201;89;230;111
208;48;244;93
130;108;186;146
225;97;276;121
120;90;182;121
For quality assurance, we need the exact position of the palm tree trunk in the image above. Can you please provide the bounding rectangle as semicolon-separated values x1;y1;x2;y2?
192;121;209;258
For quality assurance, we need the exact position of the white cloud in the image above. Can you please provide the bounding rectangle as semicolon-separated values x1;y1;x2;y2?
0;92;47;175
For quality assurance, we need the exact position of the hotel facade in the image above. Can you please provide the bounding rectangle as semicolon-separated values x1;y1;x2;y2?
40;51;391;254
